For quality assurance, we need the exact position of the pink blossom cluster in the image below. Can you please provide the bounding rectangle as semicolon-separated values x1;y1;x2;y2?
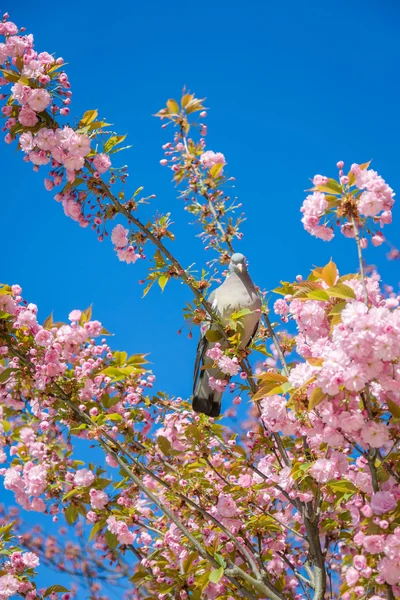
352;163;395;219
300;191;334;241
301;162;395;245
111;224;141;264
0;15;119;248
106;516;135;545
199;150;226;172
206;343;241;377
3;462;48;512
0;283;155;522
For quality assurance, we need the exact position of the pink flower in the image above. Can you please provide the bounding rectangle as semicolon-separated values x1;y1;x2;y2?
69;134;91;157
22;552;39;568
370;491;397;515
361;421;389;448
64;154;84;171
11;82;32;104
34;329;53;347
206;343;223;361
19;131;34;153
200;151;226;170
312;224;334;241
353;555;367;571
377;557;400;585
18;105;38;127
362;534;385;554
90;488;108;509
310;458;336;483
68;309;82;322
341;223;356;238
313;174;328;185
36;128;57;151
208;377;227;393
218;355;240;376
384;533;400;559
62;199;81;221
371;232;384;246
27;88;51;113
216;493;238;518
0;575;19;598
74;468;95;487
44;178;54;191
345;567;360;586
93;153;111;174
111;224;129;248
86;510;97;523
261;395;287;431
106;516;135;545
29;150;50;166
274;299;289;316
117;246;140;264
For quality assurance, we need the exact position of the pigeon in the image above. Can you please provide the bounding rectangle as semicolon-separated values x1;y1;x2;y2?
192;253;262;417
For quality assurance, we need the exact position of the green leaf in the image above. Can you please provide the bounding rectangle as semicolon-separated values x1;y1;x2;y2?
126;353;149;366
100;366;136;381
104;134;127;153
185;424;201;442
181;93;194;108
43;312;53;330
89;520;103;542
166;99;180;114
0;285;12;296
113;351;127;366
231;308;253;320
105;530;118;549
387;399;400;419
157;435;171;456
65;504;79;525
80;109;98;126
142;279;156;297
320;260;338;286
44;585;70;597
307;289;330;301
214;553;227;568
0;521;16;537
273;281;295;296
62;488;81;502
0;368;14;384
308;388;326;411
185;97;206;114
109;144;132;155
326;480;356;494
0;69;20;82
314;178;343;195
328;301;347;316
0;311;11;319
80;305;92;325
209;163;224;178
101;327;112;336
108;413;123;422
326;283;356;300
158;274;169;292
209;567;224;584
205;329;223;342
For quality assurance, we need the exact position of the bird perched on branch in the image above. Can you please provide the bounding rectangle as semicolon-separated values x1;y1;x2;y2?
192;253;261;417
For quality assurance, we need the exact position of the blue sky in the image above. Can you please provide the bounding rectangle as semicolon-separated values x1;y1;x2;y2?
2;0;400;595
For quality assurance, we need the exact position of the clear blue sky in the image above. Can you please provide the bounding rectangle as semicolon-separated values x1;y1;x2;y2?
2;0;400;595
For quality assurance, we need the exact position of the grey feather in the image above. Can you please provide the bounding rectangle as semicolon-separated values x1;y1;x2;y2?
192;254;261;417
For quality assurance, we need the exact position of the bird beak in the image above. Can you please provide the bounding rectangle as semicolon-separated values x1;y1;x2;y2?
237;264;243;272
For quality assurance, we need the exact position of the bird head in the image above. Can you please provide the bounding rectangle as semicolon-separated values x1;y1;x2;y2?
228;253;247;275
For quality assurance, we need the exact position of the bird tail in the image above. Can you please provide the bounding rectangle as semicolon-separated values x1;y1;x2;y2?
192;371;223;417
192;392;222;417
